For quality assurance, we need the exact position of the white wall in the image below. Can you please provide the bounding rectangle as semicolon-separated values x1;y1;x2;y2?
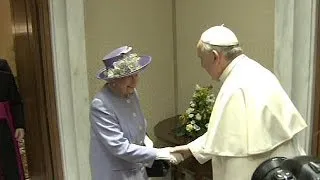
50;0;90;179
175;0;275;113
274;0;317;153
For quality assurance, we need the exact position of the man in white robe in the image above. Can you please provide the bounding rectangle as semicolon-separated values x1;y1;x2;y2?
171;25;307;180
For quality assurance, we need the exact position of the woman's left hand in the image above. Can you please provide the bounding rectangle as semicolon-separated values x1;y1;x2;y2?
144;135;154;148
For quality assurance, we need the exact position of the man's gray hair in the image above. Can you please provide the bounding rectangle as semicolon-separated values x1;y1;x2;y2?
200;41;243;61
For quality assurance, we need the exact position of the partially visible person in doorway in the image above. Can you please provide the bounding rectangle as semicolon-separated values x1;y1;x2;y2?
0;59;25;180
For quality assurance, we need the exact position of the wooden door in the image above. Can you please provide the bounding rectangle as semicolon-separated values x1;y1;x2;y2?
9;0;63;179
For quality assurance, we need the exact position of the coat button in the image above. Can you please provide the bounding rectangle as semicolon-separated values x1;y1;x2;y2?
133;112;137;117
139;126;142;130
126;99;131;103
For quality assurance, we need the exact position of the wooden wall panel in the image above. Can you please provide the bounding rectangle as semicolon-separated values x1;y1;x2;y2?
10;0;63;179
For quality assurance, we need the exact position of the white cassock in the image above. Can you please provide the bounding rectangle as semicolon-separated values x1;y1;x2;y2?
188;54;307;180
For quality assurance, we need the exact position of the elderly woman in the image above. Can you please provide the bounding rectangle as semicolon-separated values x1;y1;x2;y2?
89;46;181;180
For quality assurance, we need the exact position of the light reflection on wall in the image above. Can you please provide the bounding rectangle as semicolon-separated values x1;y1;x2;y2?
13;23;30;35
0;0;17;75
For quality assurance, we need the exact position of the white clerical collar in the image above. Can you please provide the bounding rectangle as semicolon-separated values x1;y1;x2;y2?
219;54;245;82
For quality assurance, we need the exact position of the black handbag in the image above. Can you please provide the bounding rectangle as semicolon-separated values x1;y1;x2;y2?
146;160;170;177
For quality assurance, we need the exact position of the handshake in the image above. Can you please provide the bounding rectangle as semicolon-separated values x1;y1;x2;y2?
155;145;192;165
144;135;192;165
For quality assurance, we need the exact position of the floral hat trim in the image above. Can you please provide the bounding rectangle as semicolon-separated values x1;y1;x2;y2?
100;53;143;79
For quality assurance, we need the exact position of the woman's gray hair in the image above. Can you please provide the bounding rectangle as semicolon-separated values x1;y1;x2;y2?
200;41;243;61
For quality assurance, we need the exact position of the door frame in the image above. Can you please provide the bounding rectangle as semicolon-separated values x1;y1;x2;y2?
10;0;63;179
312;0;320;156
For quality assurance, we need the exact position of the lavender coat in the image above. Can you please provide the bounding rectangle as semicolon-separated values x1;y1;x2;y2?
90;86;157;180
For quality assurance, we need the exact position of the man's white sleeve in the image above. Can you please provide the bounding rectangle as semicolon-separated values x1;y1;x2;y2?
188;133;212;164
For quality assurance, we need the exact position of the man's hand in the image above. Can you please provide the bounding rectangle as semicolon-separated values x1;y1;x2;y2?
170;145;192;160
170;152;184;165
15;128;25;141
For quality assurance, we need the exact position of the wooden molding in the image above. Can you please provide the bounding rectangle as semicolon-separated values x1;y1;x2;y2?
312;0;320;156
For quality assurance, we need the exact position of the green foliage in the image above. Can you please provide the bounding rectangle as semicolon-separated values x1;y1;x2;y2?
175;84;216;140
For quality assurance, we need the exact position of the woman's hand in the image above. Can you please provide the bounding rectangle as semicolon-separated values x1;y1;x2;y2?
170;145;192;160
155;147;185;164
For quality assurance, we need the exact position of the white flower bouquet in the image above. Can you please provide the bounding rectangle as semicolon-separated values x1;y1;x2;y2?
175;84;216;140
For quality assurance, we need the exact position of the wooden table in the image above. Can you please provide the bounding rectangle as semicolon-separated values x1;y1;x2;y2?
154;116;212;180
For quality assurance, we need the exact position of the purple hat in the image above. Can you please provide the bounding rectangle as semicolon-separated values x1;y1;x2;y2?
97;46;152;80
